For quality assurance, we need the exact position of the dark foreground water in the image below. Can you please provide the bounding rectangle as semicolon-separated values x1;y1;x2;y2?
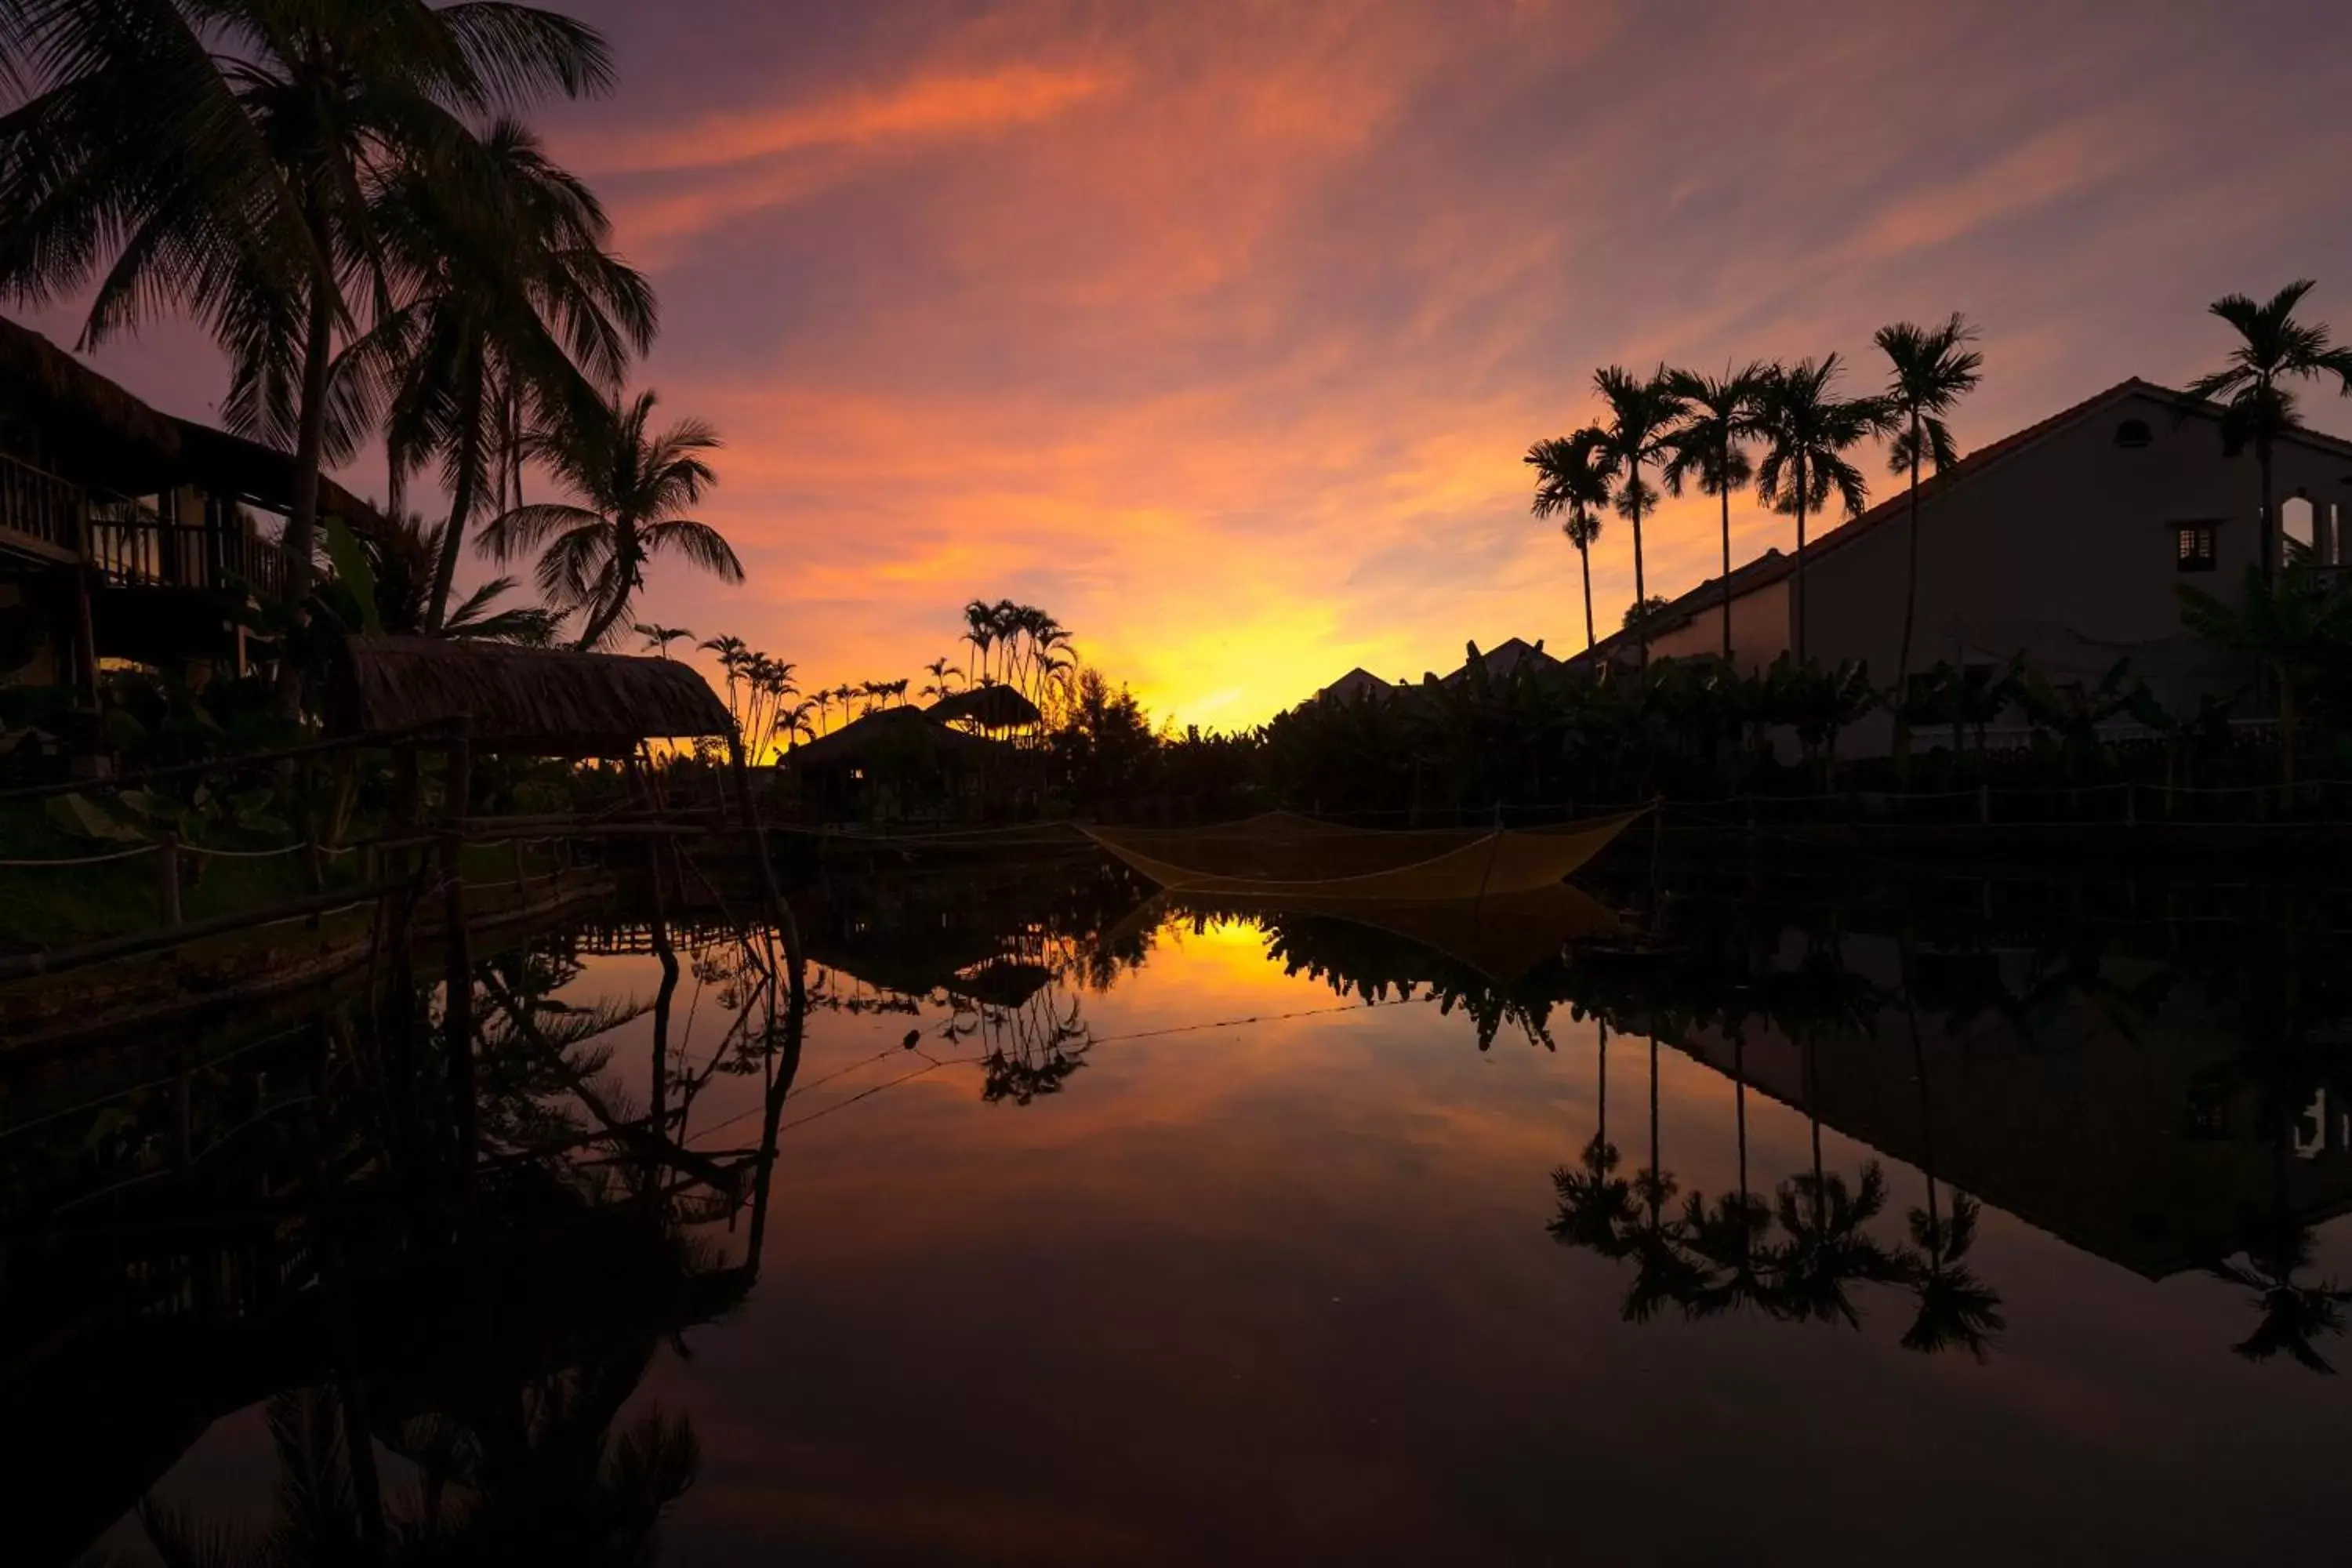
10;850;2351;1564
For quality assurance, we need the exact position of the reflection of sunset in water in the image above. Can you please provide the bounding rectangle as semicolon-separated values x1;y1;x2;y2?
89;874;2352;1564
528;893;2352;1563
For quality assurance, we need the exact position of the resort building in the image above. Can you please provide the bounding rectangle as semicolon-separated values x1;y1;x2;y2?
1587;378;2352;729
1314;637;1563;702
0;316;383;692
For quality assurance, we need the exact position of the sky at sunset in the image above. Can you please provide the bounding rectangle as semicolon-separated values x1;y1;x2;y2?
24;0;2352;728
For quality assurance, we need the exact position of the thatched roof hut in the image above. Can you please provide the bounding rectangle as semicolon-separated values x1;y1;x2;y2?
334;637;734;757
927;684;1044;731
786;706;1005;773
0;315;385;530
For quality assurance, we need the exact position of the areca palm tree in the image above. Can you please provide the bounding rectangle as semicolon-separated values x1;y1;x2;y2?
633;623;692;658
0;0;614;706
346;115;655;632
920;655;963;700
962;600;996;690
1663;364;1767;662
1875;316;1984;739
1900;1192;2004;1357
1753;357;1883;662
1768;1161;1907;1327
698;632;748;731
479;390;742;651
1526;426;1613;651
2187;280;2352;585
1588;366;1686;667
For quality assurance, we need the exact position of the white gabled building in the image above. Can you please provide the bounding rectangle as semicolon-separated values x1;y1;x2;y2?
1584;378;2352;729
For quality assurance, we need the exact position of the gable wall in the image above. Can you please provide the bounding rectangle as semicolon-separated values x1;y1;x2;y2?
1788;390;2352;703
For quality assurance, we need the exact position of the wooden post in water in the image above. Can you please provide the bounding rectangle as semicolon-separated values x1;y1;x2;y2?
439;719;476;1170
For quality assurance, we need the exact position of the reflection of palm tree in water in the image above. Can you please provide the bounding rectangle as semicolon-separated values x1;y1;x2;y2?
2211;1125;2352;1374
1549;1020;1635;1260
1899;938;2005;1358
940;984;1095;1106
1679;1033;1775;1320
128;931;808;1565
1621;1033;1704;1321
1766;1162;1907;1327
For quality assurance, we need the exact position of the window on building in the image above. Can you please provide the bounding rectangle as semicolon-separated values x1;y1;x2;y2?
2176;524;2216;572
2114;419;2153;448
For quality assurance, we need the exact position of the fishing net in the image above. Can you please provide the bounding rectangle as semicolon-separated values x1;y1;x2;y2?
1083;808;1644;902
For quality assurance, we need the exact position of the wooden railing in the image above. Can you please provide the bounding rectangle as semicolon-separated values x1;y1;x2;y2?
0;449;82;560
87;495;288;599
1;453;289;598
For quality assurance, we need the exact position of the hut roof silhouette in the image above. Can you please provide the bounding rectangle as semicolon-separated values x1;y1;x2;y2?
927;684;1044;731
788;705;1007;771
334;637;732;756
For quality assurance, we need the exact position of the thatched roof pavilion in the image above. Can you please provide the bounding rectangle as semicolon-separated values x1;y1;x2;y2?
334;637;734;757
786;706;1006;773
926;684;1044;731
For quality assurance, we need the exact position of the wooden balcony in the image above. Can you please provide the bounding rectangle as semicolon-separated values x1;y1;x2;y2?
88;499;289;601
0;450;84;564
1;449;288;600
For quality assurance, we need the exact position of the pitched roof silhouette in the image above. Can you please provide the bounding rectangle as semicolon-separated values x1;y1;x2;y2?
1572;377;2352;665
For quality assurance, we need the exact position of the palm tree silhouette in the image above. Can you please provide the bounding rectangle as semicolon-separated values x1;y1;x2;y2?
1663;364;1768;663
1874;315;1983;734
1896;936;2005;1358
0;0;614;710
1526;426;1613;651
1753;357;1883;662
1678;1033;1780;1319
346;116;654;633
2186;280;2352;584
1768;1161;1907;1327
635;623;694;659
2211;1222;2351;1374
1549;1131;1637;1262
1587;366;1687;668
480;390;743;651
921;656;964;699
1900;1192;2005;1358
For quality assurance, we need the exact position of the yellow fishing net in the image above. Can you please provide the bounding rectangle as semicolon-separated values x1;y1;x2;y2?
1083;808;1645;902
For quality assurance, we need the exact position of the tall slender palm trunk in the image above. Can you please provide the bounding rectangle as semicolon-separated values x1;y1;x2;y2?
274;282;336;716
1646;1032;1661;1218
1719;474;1734;662
1630;463;1650;670
1578;542;1595;651
1595;1019;1609;1149
575;530;641;650
2258;438;2277;586
427;361;487;631
1791;457;1811;665
1896;424;1924;706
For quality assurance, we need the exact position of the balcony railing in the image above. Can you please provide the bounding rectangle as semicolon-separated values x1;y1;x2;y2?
86;499;289;601
0;450;83;560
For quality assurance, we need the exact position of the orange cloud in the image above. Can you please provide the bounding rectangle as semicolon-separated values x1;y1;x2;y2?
566;64;1118;176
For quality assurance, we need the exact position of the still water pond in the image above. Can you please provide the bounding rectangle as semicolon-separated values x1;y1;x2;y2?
16;855;2352;1564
